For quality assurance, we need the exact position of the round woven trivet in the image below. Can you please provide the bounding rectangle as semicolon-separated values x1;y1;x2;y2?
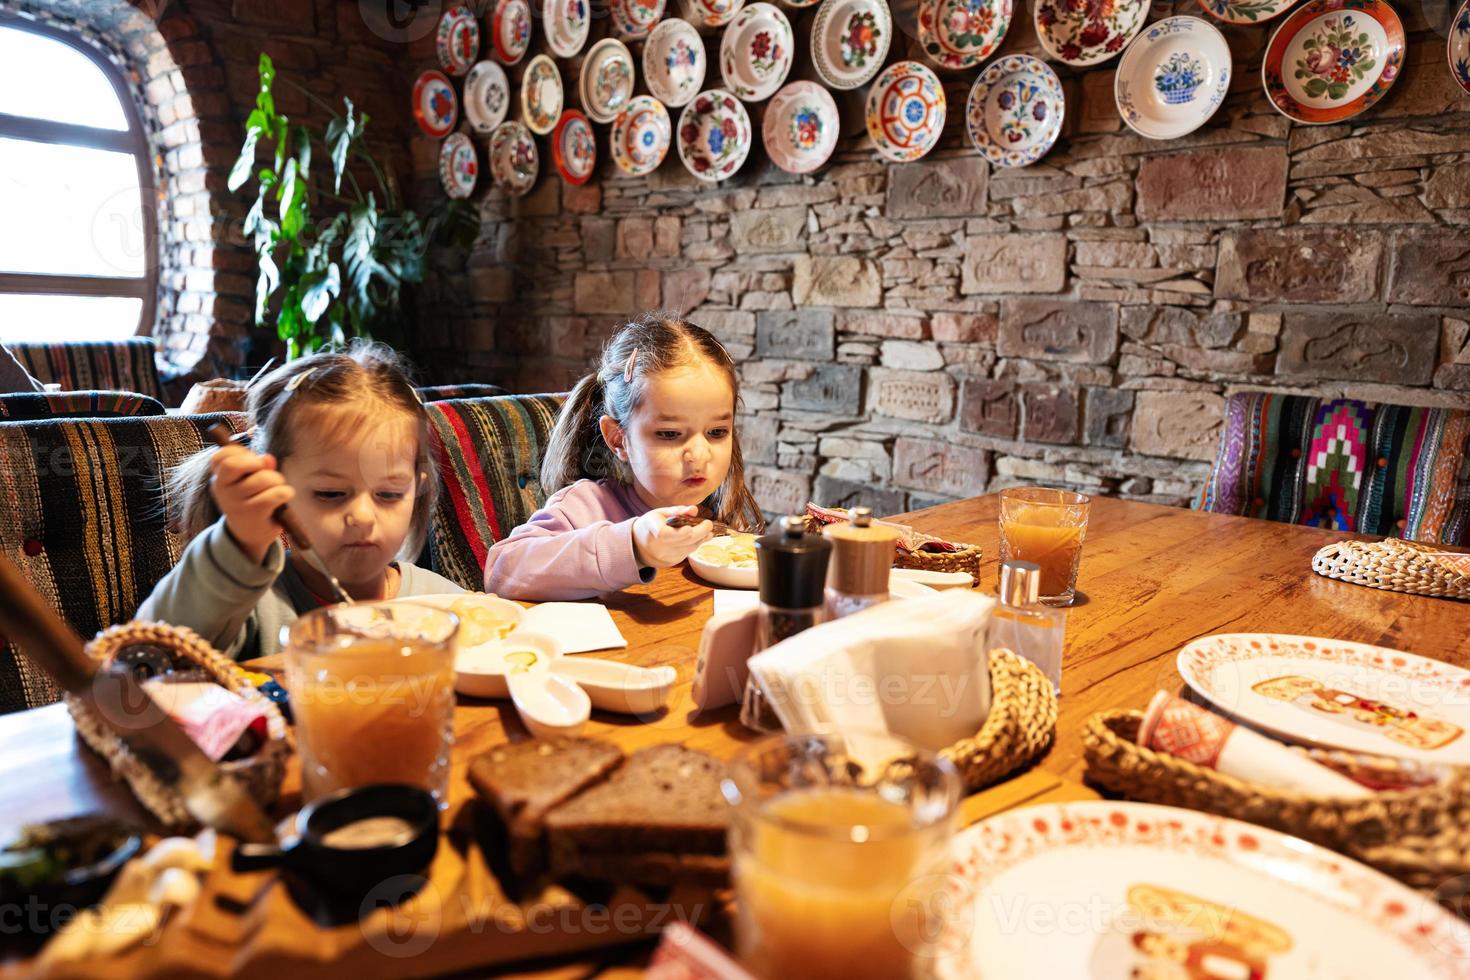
1312;538;1470;601
942;649;1056;791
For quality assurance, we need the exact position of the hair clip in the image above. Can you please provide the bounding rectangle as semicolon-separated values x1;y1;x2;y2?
623;348;638;384
285;367;316;392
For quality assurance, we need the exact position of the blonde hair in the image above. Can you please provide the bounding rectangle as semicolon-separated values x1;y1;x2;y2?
170;340;438;560
541;312;764;531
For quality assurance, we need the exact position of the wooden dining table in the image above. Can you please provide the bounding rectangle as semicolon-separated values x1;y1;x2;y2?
3;493;1468;976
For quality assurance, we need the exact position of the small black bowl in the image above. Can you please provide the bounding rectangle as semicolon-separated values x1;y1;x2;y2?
0;815;142;941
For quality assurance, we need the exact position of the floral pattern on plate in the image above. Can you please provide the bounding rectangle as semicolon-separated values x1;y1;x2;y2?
919;0;1012;72
811;0;893;89
544;0;590;58
438;132;478;199
436;5;481;75
521;54;564;135
1262;0;1403;124
580;38;636;123
1115;16;1230;140
491;0;532;65
678;0;746;28
720;3;795;102
412;69;458;138
762;81;839;174
1034;0;1149;67
610;95;673;175
463;61;510;135
644;19;706;108
677;89;752;182
865;60;946;162
1454;0;1470;95
965;54;1064;167
611;0;666;39
489;120;539;196
1197;0;1298;26
552;109;597;185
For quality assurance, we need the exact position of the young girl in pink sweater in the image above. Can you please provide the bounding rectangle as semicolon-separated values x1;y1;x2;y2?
484;314;764;600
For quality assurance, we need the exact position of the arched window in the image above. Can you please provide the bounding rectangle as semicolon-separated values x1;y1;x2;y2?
0;17;156;341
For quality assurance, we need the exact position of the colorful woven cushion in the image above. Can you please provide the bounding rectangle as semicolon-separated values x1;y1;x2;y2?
0;412;250;714
10;338;164;401
1197;392;1470;545
0;390;167;419
416;383;507;402
426;394;566;590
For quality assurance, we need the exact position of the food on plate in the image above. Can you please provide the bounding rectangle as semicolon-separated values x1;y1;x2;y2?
694;532;758;568
451;596;519;646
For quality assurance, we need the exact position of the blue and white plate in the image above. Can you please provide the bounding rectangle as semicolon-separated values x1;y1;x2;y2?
965;54;1064;167
1114;15;1231;140
1451;0;1470;95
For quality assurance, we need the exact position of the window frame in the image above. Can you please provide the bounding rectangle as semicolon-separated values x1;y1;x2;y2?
0;14;158;337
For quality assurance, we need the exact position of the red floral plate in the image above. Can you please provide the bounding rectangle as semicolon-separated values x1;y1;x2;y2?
676;88;751;182
490;0;533;65
1034;0;1148;67
412;69;458;138
438;132;478;199
762;81;839;174
919;0;1012;72
551;109;597;185
1262;0;1404;124
436;4;481;75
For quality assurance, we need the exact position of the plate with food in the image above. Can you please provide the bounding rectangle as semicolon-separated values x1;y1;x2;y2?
689;532;759;587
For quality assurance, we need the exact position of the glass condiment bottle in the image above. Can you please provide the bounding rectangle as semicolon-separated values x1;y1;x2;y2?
822;507;899;620
986;560;1066;695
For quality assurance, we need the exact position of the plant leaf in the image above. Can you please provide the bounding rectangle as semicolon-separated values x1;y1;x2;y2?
228;126;260;192
300;262;341;323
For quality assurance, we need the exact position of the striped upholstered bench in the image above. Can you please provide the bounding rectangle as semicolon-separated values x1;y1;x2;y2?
1196;392;1470;546
0;389;166;420
10;338;165;402
414;383;507;402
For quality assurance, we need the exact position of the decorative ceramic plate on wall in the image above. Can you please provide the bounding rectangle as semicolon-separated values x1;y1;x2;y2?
490;0;533;65
521;54;564;136
1115;16;1231;139
544;0;591;58
463;60;510;134
679;0;746;29
720;3;795;102
778;0;821;8
580;38;637;123
811;0;892;89
610;95;673;175
438;132;478;198
1197;0;1298;26
677;89;752;181
1262;0;1404;124
644;18;707;107
489;120;539;196
1034;0;1147;66
611;0;667;39
919;0;1011;72
763;80;839;174
552;109;597;184
412;69;458;138
436;5;481;75
965;54;1064;167
1454;0;1470;94
865;60;946;162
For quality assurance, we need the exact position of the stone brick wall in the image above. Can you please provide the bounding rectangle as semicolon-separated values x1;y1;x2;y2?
417;0;1470;514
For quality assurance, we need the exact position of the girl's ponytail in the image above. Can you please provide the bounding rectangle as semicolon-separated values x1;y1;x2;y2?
540;372;608;495
167;440;223;543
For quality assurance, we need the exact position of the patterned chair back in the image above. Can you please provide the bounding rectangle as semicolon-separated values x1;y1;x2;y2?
425;393;567;590
1196;392;1470;545
0;390;167;420
415;383;507;401
10;338;165;401
0;412;250;714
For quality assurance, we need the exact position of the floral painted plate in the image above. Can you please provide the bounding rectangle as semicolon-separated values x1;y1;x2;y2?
778;0;821;8
489;120;539;196
1262;0;1404;124
490;0;533;65
463;61;511;135
520;54;564;136
864;60;946;162
610;95;673;175
720;3;795;102
1454;0;1470;95
919;0;1011;72
436;5;481;75
438;132;478;199
580;38;636;123
677;89;752;182
934;802;1470;979
544;0;591;58
552;109;597;185
678;0;746;29
763;81;839;174
412;69;458;138
811;0;892;89
1197;0;1298;26
965;54;1064;167
1177;633;1470;764
611;0;667;39
1034;0;1148;67
644;18;706;107
1115;16;1231;140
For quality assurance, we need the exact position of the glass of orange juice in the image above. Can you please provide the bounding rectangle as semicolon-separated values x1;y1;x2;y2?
285;602;459;806
722;731;963;980
997;486;1091;605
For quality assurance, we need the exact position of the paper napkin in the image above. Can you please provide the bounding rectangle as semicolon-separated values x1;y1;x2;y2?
519;602;628;654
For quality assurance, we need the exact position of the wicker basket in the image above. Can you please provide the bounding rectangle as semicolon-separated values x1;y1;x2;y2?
1312;538;1470;601
65;621;290;829
1083;709;1470;891
942;649;1056;791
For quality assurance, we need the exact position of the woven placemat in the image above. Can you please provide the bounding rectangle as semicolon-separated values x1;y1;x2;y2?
1313;538;1470;601
942;649;1056;791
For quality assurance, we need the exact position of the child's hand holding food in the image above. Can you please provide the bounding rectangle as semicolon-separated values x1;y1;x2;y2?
633;506;712;568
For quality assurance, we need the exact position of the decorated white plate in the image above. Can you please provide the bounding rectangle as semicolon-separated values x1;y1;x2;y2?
520;54;563;136
610;95;673;175
966;54;1063;167
551;109;597;185
1198;0;1298;26
919;0;1011;72
1176;633;1470;764
1262;0;1405;124
490;0;533;65
865;60;946;163
720;3;795;102
1455;0;1470;95
935;801;1470;979
777;0;820;8
679;0;746;28
1115;16;1231;140
763;81;839;174
412;69;458;138
543;0;591;58
811;0;892;90
1034;0;1147;66
611;0;667;39
580;38;636;124
644;18;707;108
438;132;478;199
463;60;510;135
489;120;539;196
677;89;752;181
436;4;481;75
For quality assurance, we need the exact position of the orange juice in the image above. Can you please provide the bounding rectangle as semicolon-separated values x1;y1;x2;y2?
998;489;1090;603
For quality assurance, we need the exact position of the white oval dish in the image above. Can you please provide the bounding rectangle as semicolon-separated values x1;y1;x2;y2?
644;18;707;108
544;0;591;57
811;0;893;90
463;60;511;135
508;670;591;738
611;0;667;39
489;120;540;196
966;54;1064;167
580;37;637;123
676;89;752;182
1115;15;1231;140
720;3;795;102
520;54;563;136
455;630;559;699
550;658;678;715
438;132;479;199
762;80;840;174
609;95;673;176
865;60;946;163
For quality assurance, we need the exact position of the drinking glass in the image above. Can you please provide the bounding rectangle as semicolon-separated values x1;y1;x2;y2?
722;731;962;980
997;487;1091;605
285;602;459;806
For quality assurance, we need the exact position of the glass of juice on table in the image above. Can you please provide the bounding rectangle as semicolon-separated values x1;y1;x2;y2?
285;602;459;806
997;486;1091;605
722;731;962;980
